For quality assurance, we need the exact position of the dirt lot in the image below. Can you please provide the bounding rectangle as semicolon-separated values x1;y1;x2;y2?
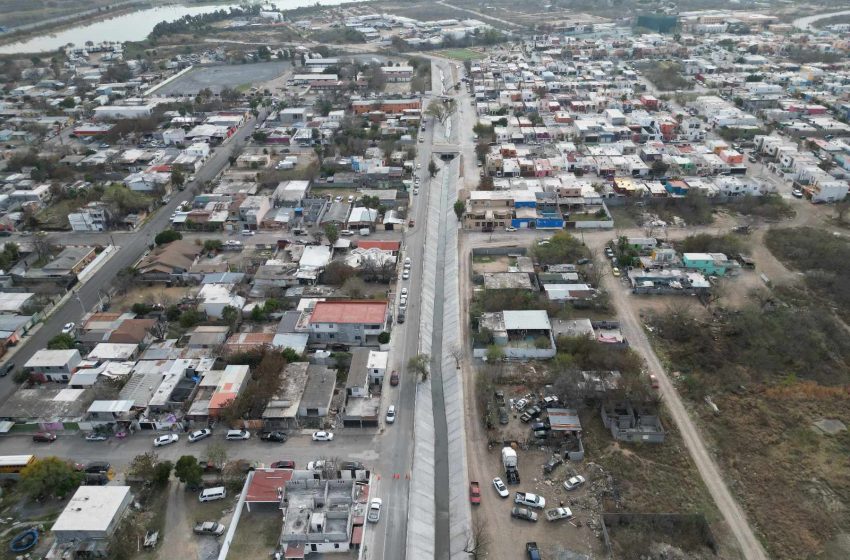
227;508;281;557
156;480;233;560
471;255;511;274
110;285;195;311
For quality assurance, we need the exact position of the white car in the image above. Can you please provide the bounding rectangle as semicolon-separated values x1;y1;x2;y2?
61;322;76;334
225;429;251;440
386;405;396;424
335;195;343;202
348;195;354;203
188;429;212;443
402;270;410;280
367;498;383;523
563;475;586;491
399;296;407;309
400;288;408;297
505;227;517;232
492;477;509;498
340;230;355;236
791;189;803;198
241;229;255;236
154;434;178;447
404;257;411;269
307;460;326;471
416;163;422;169
312;431;334;442
413;188;419;195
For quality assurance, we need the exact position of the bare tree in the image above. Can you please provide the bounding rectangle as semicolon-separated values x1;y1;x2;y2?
450;345;462;368
463;517;490;560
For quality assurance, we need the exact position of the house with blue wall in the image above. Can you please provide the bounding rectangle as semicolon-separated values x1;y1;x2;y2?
682;252;730;276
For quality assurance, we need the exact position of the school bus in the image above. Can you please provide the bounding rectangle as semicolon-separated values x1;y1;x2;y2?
0;455;35;478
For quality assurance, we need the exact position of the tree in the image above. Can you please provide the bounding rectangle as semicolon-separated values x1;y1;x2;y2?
152;460;173;487
378;331;390;344
453;200;465;221
174;455;203;487
203;239;222;252
485;345;505;364
408;354;430;381
221;305;240;328
33;231;52;260
207;442;228;472
464;517;490;560
128;452;161;485
324;223;339;246
171;169;185;190
342;276;367;298
59;97;76;109
154;229;182;245
20;457;83;499
428;160;439;177
48;333;76;349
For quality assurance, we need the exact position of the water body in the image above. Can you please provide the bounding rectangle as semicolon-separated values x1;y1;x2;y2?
0;0;356;55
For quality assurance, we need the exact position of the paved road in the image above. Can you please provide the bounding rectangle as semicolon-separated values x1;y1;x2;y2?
0;110;264;405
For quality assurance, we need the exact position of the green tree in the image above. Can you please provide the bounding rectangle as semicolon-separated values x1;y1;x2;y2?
171;169;185;190
128;452;161;484
428;160;438;177
221;305;240;327
152;460;173;487
178;309;202;328
47;333;76;350
59;97;76;109
174;456;203;487
324;223;339;246
154;229;182;245
453;200;465;221
203;239;222;252
20;457;83;499
485;345;505;363
408;353;430;381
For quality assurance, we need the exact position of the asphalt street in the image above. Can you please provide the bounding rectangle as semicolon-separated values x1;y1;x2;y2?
0;109;264;406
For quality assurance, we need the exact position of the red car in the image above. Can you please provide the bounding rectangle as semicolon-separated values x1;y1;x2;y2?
33;431;56;443
271;460;296;469
469;481;481;505
390;370;399;386
408;219;415;228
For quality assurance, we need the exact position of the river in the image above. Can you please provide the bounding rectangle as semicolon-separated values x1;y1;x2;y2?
0;0;358;55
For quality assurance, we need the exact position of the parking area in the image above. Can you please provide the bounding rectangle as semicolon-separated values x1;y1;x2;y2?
154;61;291;95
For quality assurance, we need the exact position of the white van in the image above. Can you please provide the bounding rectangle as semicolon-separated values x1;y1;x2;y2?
199;487;226;502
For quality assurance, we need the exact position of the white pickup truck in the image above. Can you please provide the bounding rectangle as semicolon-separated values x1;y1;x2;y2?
514;492;546;509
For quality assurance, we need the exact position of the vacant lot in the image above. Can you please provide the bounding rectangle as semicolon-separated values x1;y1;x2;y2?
649;285;850;558
227;509;280;557
154;61;290;96
435;48;485;61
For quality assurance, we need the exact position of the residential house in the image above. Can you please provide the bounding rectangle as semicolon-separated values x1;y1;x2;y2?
24;349;82;382
475;310;556;360
307;301;389;346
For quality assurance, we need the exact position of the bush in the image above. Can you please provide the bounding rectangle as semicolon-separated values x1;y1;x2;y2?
47;333;76;350
154;229;182;245
132;302;154;315
532;231;590;265
378;332;390;344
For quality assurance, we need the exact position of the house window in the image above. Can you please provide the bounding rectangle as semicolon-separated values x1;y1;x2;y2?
329;334;334;339
335;544;340;549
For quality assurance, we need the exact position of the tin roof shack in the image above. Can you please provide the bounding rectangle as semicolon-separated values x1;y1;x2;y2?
298;365;336;420
547;407;585;461
49;486;132;558
601;401;665;443
474;310;556;360
279;477;362;556
628;268;711;296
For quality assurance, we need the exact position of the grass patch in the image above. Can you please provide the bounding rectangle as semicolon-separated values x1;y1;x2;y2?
608;206;639;228
728;194;795;221
435;48;484;61
228;510;281;556
35;198;86;230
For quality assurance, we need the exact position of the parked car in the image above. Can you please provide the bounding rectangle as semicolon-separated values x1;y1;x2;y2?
340;230;355;236
367;498;383;523
791;189;803;198
390;370;399;386
83;473;109;486
515;398;528;411
402;270;410;280
545;507;573;522
83;461;111;474
194;521;226;536
312;431;334;442
339;461;364;471
564;475;586;491
61;322;76;334
0;361;15;377
469;481;481;505
154;434;178;447
33;431;57;443
498;407;509;425
241;229;256;236
306;460;326;471
188;428;212;443
526;542;542;560
259;431;288;443
386;405;396;424
510;506;538;522
505;226;517;232
493;477;509;498
225;429;250;441
270;460;296;469
85;432;108;442
612;267;621;277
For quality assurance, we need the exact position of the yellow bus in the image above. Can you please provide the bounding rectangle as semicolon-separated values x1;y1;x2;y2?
0;455;35;478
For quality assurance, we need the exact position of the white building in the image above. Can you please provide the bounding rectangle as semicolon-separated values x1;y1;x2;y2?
198;284;245;319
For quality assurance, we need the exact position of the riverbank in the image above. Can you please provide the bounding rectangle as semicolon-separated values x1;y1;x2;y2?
0;1;151;51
